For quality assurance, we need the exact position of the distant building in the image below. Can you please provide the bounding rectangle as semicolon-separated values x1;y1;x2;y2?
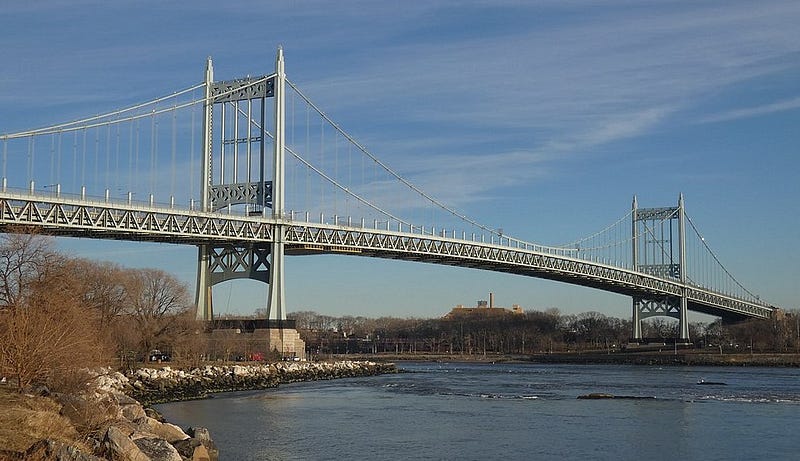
443;292;525;319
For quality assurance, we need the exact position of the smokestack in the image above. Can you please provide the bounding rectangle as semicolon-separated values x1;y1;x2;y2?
489;292;494;309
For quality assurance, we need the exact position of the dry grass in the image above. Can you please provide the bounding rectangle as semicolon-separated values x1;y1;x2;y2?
0;386;87;454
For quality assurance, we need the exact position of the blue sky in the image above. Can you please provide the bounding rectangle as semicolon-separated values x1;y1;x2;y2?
1;0;798;320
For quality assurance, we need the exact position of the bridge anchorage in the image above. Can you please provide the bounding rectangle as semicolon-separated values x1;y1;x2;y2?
0;48;781;348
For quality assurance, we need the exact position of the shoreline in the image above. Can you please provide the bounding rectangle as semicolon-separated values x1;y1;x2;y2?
127;360;399;406
0;360;398;460
334;351;800;367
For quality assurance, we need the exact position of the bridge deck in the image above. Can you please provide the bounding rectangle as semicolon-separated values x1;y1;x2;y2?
0;192;776;321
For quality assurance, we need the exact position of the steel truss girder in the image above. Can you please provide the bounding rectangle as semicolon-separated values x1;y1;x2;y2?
0;194;274;244
210;76;275;103
208;244;271;284
634;296;680;320
283;224;774;320
0;193;773;321
635;206;678;221
638;263;681;279
210;181;272;211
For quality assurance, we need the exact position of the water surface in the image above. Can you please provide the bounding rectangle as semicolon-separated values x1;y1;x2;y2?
157;362;800;460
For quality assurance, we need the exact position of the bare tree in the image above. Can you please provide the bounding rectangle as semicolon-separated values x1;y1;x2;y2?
0;235;111;390
70;259;129;327
0;231;57;308
122;268;191;358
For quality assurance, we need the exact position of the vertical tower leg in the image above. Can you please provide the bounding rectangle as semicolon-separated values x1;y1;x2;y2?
195;57;214;321
679;291;690;342
631;196;640;341
267;228;285;321
632;297;642;341
267;46;286;322
677;194;690;343
195;244;213;321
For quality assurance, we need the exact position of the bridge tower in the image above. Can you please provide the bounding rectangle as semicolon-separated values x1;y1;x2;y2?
195;48;287;323
631;194;690;343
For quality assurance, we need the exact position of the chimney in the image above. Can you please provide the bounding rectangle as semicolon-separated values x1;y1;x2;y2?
489;292;494;309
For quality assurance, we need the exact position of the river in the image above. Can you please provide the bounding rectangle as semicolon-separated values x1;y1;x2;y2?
156;362;799;460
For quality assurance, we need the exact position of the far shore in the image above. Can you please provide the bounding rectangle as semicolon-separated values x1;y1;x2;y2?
330;351;800;367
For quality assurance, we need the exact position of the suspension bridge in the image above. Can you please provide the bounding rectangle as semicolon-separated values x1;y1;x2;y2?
0;48;779;342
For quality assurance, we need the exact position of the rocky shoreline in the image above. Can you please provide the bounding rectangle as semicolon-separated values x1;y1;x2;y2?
0;361;397;461
126;360;398;406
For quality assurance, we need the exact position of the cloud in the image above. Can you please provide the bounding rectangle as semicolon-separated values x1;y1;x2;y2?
3;0;799;228
699;96;800;123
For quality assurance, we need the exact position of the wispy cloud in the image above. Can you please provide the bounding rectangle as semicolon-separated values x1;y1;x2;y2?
2;0;799;218
268;1;800;225
699;96;800;123
297;1;799;150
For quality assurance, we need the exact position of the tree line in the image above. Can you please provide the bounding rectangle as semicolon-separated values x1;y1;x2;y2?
0;231;200;390
1;230;797;390
289;307;800;358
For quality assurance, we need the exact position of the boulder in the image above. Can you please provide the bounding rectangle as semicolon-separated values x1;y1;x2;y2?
132;438;182;461
188;444;212;461
19;439;103;461
103;426;150;461
186;427;218;461
143;407;165;422
121;403;146;422
172;438;213;461
110;392;139;406
135;416;190;443
56;393;117;434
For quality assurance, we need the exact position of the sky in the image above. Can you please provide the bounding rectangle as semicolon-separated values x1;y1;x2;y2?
0;0;798;321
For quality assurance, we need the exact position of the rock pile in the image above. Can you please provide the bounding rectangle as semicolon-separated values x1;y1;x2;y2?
127;360;398;405
0;361;395;460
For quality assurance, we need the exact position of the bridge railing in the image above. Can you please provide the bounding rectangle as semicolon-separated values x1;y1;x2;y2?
0;184;631;262
0;186;775;316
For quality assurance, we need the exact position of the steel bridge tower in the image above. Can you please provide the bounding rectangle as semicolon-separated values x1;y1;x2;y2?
631;194;690;343
195;48;286;323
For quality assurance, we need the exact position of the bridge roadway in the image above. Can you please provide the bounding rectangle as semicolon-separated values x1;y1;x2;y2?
0;190;775;321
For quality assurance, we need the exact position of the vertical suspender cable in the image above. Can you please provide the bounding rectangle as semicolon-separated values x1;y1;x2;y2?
305;101;310;216
246;99;252;210
115;123;121;197
72;131;78;190
94;128;100;191
190;95;196;204
220;103;226;186
49;134;56;187
128;122;133;193
334;131;338;216
2;138;6;185
319;120;324;216
27;137;34;183
105;124;111;194
81;129;87;189
170;106;177;201
57;132;63;188
289;92;296;215
233;100;239;184
149;113;154;197
134;120;140;196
